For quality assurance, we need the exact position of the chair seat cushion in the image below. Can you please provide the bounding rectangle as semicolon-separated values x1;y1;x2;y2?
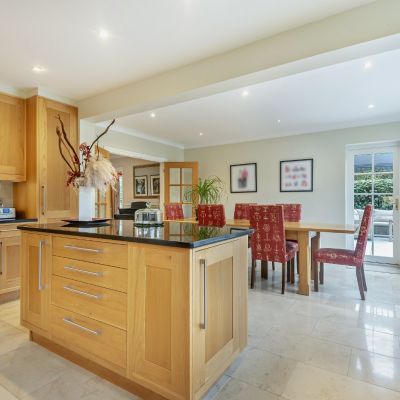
314;248;358;267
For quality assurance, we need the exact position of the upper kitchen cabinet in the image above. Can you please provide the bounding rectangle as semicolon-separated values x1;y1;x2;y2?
0;93;26;181
14;96;78;222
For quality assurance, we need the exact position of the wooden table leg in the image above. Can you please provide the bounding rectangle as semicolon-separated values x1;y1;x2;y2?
261;260;268;279
298;231;311;295
310;232;320;280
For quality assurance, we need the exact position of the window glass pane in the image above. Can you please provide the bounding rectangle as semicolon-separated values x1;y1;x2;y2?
169;186;181;202
354;154;372;173
182;186;192;203
182;168;192;184
182;204;193;218
169;223;181;234
354;195;372;211
374;173;393;194
354;174;372;193
170;168;181;184
374;195;393;211
374;153;393;172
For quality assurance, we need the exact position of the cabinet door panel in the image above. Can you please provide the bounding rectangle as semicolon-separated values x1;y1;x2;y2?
128;244;190;399
0;236;21;292
38;98;78;221
0;93;25;180
21;233;51;332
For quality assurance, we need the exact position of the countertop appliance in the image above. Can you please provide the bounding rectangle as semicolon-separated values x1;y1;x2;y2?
0;207;16;220
134;207;163;226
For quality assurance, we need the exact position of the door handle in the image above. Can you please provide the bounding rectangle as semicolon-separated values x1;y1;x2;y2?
200;258;208;330
38;240;45;291
41;185;46;216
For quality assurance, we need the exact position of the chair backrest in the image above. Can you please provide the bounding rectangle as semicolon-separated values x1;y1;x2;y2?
165;204;184;220
354;204;373;266
249;205;286;262
234;203;257;219
198;204;226;227
277;203;302;222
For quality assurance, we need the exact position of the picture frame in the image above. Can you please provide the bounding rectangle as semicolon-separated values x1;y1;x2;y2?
150;175;160;196
134;175;148;197
280;158;313;192
230;163;257;193
133;163;160;199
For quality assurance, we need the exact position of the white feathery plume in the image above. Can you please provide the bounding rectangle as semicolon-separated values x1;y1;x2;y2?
84;154;118;193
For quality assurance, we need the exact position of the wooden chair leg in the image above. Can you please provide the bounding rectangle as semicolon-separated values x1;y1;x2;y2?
361;264;367;291
251;259;256;289
314;262;319;292
356;267;365;300
287;260;291;283
296;253;299;274
290;258;295;284
319;262;324;284
261;260;268;280
272;262;275;271
281;262;286;294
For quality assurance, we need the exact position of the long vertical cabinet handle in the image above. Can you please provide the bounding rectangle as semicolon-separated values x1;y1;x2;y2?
38;240;45;291
0;242;3;276
200;258;208;330
41;185;46;216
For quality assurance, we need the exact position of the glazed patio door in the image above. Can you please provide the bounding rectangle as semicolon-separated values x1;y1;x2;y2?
164;162;198;218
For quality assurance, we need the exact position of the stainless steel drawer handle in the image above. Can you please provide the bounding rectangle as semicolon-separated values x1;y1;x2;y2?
200;258;208;330
64;245;103;254
64;265;103;277
38;240;45;291
63;317;101;336
63;285;103;299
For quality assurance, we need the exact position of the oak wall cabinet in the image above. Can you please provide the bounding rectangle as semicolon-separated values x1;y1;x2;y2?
0;93;26;181
14;96;78;223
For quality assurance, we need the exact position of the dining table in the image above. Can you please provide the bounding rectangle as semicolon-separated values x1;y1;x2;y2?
165;217;356;296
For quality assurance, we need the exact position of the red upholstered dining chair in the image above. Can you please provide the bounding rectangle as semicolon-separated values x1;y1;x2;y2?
277;204;302;222
165;204;184;220
234;203;257;219
198;204;226;227
313;204;372;300
249;205;298;294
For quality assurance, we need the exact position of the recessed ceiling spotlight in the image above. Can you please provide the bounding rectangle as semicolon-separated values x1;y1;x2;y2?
150;112;156;118
364;61;372;69
277;119;281;123
241;90;249;97
199;132;204;136
32;65;46;73
98;29;110;40
368;103;375;109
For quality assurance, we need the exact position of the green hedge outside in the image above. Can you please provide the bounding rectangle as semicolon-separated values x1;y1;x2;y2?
354;176;393;210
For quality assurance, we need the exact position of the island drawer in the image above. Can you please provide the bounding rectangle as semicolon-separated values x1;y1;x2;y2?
52;275;127;330
50;305;127;370
53;236;128;268
53;256;128;293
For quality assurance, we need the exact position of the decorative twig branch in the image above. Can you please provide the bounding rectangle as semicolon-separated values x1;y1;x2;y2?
56;115;80;164
89;119;115;152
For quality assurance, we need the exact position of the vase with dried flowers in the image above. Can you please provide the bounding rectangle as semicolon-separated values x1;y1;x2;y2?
56;115;120;221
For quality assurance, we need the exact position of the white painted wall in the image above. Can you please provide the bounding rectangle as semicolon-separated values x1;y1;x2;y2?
185;121;400;248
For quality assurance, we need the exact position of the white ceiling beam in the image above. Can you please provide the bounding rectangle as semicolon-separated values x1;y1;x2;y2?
79;0;400;122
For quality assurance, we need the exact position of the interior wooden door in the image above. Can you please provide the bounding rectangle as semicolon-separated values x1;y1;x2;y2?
192;240;240;396
38;97;78;222
21;233;51;332
0;236;21;293
164;162;198;218
95;147;114;219
0;93;25;181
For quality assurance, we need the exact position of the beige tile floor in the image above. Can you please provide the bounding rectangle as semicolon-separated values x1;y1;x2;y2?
1;262;400;399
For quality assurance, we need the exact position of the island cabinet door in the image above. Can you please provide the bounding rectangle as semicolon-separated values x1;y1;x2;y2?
192;240;240;398
21;233;51;334
127;244;191;400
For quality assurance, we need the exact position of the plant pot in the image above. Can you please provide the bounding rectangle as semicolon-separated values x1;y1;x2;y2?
78;186;96;221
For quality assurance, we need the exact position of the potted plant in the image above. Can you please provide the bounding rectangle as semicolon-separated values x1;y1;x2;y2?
184;176;226;219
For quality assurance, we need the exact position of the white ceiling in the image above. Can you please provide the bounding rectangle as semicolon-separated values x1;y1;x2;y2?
0;0;373;100
108;49;400;149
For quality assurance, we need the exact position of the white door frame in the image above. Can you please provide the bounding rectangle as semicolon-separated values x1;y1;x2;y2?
346;144;400;265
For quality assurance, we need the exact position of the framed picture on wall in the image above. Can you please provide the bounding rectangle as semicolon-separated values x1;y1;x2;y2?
230;163;257;193
150;175;160;196
280;158;313;192
134;176;148;197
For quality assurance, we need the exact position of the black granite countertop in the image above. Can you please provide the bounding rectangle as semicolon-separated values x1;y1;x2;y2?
18;220;253;248
0;218;38;225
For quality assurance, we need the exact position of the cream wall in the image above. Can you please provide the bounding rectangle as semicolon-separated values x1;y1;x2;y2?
110;157;160;208
185;121;400;248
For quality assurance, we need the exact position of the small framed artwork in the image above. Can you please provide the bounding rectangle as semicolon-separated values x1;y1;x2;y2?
280;159;313;192
150;175;160;196
230;163;257;193
134;176;148;197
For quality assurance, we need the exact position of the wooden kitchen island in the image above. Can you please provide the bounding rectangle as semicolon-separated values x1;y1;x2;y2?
18;221;250;400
